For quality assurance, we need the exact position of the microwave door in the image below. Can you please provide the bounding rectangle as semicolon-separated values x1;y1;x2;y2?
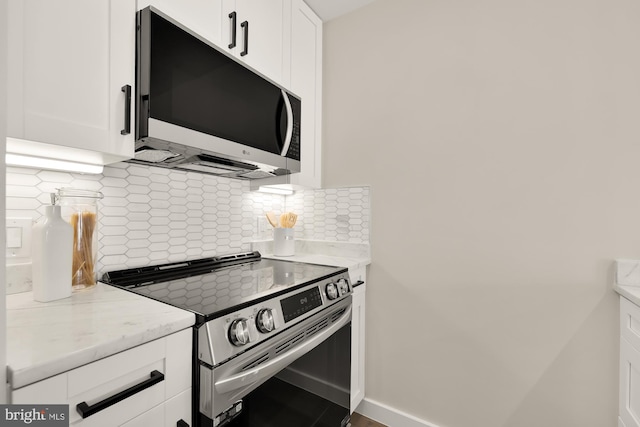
146;10;284;155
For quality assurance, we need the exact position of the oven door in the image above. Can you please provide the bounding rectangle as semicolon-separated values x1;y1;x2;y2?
199;299;352;427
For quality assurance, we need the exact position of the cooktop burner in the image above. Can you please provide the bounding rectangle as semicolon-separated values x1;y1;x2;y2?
101;252;346;322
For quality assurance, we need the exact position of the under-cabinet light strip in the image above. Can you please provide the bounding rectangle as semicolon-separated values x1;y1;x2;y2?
6;153;104;174
256;186;294;196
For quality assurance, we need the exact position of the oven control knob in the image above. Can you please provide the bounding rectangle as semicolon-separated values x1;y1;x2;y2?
256;309;275;333
228;318;250;346
326;283;339;300
337;278;350;295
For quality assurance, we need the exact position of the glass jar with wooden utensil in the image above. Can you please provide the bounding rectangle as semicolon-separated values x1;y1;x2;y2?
56;188;104;291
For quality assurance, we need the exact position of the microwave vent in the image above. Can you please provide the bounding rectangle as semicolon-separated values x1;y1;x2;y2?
135;146;182;163
239;170;277;179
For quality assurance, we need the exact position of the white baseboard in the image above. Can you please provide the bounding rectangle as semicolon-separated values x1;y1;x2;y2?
355;398;441;427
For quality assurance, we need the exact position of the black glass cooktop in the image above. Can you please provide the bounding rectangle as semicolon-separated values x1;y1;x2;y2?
101;252;345;323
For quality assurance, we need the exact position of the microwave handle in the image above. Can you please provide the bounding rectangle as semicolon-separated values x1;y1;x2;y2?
280;90;293;157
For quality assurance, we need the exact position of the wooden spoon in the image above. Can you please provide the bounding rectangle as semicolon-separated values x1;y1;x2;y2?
286;212;297;228
266;212;279;228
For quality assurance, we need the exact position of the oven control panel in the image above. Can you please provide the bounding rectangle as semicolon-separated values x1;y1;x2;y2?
280;286;323;323
198;271;352;366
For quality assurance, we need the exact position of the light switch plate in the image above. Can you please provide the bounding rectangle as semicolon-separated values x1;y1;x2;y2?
6;217;33;259
257;215;268;238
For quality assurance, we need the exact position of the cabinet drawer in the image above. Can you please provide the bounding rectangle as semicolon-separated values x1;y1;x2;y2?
12;329;192;427
621;297;640;353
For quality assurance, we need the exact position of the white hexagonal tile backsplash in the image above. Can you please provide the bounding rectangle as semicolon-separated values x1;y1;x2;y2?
6;163;370;281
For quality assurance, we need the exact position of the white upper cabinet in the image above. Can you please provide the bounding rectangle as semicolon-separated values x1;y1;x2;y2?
289;0;323;189
137;0;224;47
7;0;135;165
251;0;323;190
222;0;286;85
143;0;286;86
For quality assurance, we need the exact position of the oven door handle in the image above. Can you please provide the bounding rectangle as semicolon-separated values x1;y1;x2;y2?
214;305;351;395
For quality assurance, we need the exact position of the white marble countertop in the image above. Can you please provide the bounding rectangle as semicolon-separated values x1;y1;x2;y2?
615;284;640;307
614;259;640;306
6;283;195;389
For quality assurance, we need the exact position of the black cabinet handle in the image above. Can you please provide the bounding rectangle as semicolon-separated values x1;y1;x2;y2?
177;420;189;427
240;21;248;56
76;370;165;419
228;11;237;49
120;84;131;136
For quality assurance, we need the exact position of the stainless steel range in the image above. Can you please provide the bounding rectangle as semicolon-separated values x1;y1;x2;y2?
102;251;353;427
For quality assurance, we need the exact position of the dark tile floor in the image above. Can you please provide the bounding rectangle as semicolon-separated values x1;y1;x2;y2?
350;413;387;427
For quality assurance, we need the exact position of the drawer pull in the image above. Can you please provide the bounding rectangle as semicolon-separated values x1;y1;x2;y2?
177;420;189;427
76;370;165;418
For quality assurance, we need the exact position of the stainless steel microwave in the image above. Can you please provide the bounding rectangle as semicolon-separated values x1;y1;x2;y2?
132;7;301;180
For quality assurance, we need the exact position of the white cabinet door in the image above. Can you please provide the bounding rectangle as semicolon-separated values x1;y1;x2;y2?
289;0;322;189
620;336;640;427
164;389;192;427
223;0;286;84
138;0;224;47
350;281;366;412
621;296;640;427
120;403;165;427
250;0;322;191
120;388;191;427
7;0;135;165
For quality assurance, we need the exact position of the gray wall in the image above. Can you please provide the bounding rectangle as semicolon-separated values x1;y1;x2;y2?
322;0;640;426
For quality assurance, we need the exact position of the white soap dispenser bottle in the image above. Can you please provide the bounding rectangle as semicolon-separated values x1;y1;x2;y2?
32;193;73;302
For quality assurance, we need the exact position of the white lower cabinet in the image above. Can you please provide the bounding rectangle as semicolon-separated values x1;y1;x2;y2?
164;389;192;427
122;389;191;427
12;329;192;427
120;402;165;427
349;266;367;413
620;296;640;427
